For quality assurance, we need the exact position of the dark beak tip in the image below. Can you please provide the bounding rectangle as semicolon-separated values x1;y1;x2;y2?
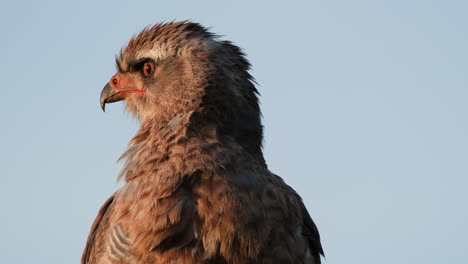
100;101;106;112
100;82;125;112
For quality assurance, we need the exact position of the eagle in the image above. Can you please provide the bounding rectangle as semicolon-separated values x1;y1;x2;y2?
82;21;323;264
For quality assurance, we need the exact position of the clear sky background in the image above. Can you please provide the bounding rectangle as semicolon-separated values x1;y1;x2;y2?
1;0;467;263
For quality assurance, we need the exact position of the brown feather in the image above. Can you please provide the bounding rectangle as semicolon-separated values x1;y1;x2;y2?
83;21;323;264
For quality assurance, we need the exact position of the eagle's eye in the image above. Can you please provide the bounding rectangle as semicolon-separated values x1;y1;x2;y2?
142;62;155;77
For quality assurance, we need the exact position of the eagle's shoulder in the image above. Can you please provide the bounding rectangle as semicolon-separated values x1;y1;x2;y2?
81;193;115;264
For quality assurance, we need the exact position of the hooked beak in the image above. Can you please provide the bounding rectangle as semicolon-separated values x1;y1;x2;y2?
99;73;146;112
100;83;125;112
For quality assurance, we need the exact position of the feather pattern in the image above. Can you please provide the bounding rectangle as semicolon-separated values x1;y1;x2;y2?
83;21;323;264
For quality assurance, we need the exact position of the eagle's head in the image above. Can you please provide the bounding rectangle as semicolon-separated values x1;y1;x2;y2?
100;21;264;163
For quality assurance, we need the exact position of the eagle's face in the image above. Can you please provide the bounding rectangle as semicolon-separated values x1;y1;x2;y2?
100;21;264;162
100;22;216;120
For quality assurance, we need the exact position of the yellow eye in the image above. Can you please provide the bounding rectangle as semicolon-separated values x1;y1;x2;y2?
142;62;155;77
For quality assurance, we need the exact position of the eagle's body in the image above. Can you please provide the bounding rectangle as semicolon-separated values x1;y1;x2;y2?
83;21;323;264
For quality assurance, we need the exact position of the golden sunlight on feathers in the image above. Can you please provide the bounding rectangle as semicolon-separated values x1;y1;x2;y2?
84;21;323;264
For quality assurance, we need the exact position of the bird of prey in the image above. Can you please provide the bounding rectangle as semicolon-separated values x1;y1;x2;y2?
82;21;323;264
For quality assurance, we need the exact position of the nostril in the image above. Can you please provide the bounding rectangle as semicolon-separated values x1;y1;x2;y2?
112;78;118;85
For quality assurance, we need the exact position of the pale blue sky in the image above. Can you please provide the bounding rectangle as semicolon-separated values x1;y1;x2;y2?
1;1;467;263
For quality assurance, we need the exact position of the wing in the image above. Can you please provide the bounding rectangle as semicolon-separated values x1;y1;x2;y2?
81;183;200;263
81;194;115;264
269;174;324;264
297;192;324;263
